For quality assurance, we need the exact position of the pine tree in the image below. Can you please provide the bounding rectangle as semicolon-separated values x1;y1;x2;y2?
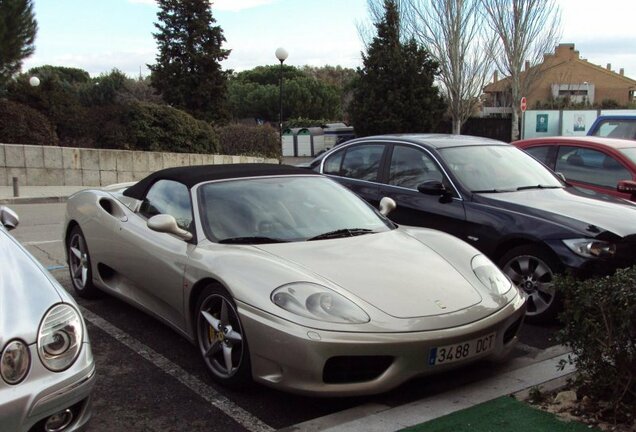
350;0;445;136
0;0;37;93
149;0;230;123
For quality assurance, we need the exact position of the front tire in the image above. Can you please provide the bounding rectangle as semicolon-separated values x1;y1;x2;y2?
68;226;100;298
196;285;251;387
499;245;562;324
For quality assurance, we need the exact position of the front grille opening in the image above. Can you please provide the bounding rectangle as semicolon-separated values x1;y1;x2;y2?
323;355;393;384
503;316;524;345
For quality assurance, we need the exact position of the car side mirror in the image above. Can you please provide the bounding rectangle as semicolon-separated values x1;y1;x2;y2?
147;214;193;241
617;179;636;197
379;197;396;216
417;180;447;196
0;206;19;230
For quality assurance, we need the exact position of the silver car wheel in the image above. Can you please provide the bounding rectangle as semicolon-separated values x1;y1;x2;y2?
67;226;99;298
69;234;89;289
197;291;247;381
502;254;555;317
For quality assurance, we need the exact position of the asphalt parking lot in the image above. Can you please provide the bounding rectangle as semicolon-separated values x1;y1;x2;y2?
9;202;565;431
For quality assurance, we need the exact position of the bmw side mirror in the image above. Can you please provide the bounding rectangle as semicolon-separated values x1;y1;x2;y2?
379;197;396;216
0;206;19;230
417;180;447;196
147;214;193;241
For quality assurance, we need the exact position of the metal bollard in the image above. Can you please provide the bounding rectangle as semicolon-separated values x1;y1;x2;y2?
12;177;19;197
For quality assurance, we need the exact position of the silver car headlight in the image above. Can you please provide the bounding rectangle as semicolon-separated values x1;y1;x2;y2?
38;304;83;371
563;238;616;258
272;282;370;324
1;340;31;384
472;254;512;295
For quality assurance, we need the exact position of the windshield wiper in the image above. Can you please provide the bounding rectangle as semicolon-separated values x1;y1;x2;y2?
516;185;562;191
219;236;289;244
307;228;374;241
471;188;514;193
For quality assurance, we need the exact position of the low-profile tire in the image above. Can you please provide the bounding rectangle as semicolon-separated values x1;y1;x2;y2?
499;245;562;324
67;226;100;299
196;285;251;387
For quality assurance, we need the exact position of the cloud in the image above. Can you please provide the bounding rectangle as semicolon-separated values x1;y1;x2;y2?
127;0;277;11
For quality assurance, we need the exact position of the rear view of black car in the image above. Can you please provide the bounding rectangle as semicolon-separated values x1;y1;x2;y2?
311;134;636;323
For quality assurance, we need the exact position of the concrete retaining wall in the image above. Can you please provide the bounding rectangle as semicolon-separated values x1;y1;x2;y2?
0;144;278;186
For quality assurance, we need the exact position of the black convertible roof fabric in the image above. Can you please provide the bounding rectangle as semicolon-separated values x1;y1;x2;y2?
123;163;318;200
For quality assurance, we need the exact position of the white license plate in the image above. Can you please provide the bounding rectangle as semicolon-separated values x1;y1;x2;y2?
428;332;496;366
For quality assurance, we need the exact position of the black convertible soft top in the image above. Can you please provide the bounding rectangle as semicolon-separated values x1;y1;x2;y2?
123;163;318;200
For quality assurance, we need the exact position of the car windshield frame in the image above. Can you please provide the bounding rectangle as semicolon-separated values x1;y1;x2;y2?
196;175;394;243
439;144;564;193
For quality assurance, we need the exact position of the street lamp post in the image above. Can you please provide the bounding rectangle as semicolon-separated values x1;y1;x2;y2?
275;47;288;148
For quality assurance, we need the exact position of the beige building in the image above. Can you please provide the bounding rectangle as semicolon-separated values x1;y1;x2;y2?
483;43;636;113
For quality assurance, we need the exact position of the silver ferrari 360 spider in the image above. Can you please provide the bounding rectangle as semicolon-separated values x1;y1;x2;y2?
64;164;525;396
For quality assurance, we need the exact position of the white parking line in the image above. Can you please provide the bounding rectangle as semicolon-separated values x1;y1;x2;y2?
78;306;275;432
23;240;62;245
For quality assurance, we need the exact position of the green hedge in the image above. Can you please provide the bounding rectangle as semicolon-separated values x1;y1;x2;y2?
124;102;219;154
555;266;636;419
217;123;280;159
0;100;59;146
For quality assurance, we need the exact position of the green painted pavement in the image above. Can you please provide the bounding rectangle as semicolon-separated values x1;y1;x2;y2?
402;396;598;432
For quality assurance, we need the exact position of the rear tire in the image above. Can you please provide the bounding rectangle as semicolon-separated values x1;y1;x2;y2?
196;285;251;387
67;226;100;299
499;245;562;324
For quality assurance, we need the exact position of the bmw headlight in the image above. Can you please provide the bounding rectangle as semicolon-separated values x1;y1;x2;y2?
38;304;83;371
272;283;370;324
1;340;30;384
472;255;512;295
563;239;616;258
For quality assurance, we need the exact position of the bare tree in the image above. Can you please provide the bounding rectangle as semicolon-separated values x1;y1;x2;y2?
401;0;495;134
482;0;561;140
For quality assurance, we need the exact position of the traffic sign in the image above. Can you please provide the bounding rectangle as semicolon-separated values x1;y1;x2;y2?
520;97;527;112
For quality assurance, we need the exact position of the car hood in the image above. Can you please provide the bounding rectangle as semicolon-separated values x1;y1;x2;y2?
0;230;62;346
475;188;636;238
255;230;485;318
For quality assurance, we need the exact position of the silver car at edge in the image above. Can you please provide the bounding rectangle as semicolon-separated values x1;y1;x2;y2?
0;206;95;432
63;164;526;396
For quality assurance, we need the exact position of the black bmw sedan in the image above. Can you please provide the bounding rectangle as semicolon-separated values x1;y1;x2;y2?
310;134;636;323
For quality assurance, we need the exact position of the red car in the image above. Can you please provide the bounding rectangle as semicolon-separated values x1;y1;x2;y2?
513;136;636;201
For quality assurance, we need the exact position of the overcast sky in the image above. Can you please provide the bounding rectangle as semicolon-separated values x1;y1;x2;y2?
22;0;636;80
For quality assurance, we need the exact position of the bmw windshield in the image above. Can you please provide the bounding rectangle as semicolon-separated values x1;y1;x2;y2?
198;176;393;243
439;145;564;193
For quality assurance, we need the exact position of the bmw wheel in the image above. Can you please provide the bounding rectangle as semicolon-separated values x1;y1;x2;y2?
196;285;251;387
68;226;99;298
499;245;562;324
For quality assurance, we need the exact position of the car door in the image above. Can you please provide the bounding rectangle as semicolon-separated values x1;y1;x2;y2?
321;142;387;208
378;143;467;237
555;145;634;199
109;179;194;329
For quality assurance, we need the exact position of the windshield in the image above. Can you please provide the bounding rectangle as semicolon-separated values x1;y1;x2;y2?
439;145;563;192
618;148;636;165
591;119;636;140
198;176;393;243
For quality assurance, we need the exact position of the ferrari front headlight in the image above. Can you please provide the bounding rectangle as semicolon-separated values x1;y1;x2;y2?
563;238;616;258
1;340;30;384
272;283;370;324
472;254;512;295
38;304;83;371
